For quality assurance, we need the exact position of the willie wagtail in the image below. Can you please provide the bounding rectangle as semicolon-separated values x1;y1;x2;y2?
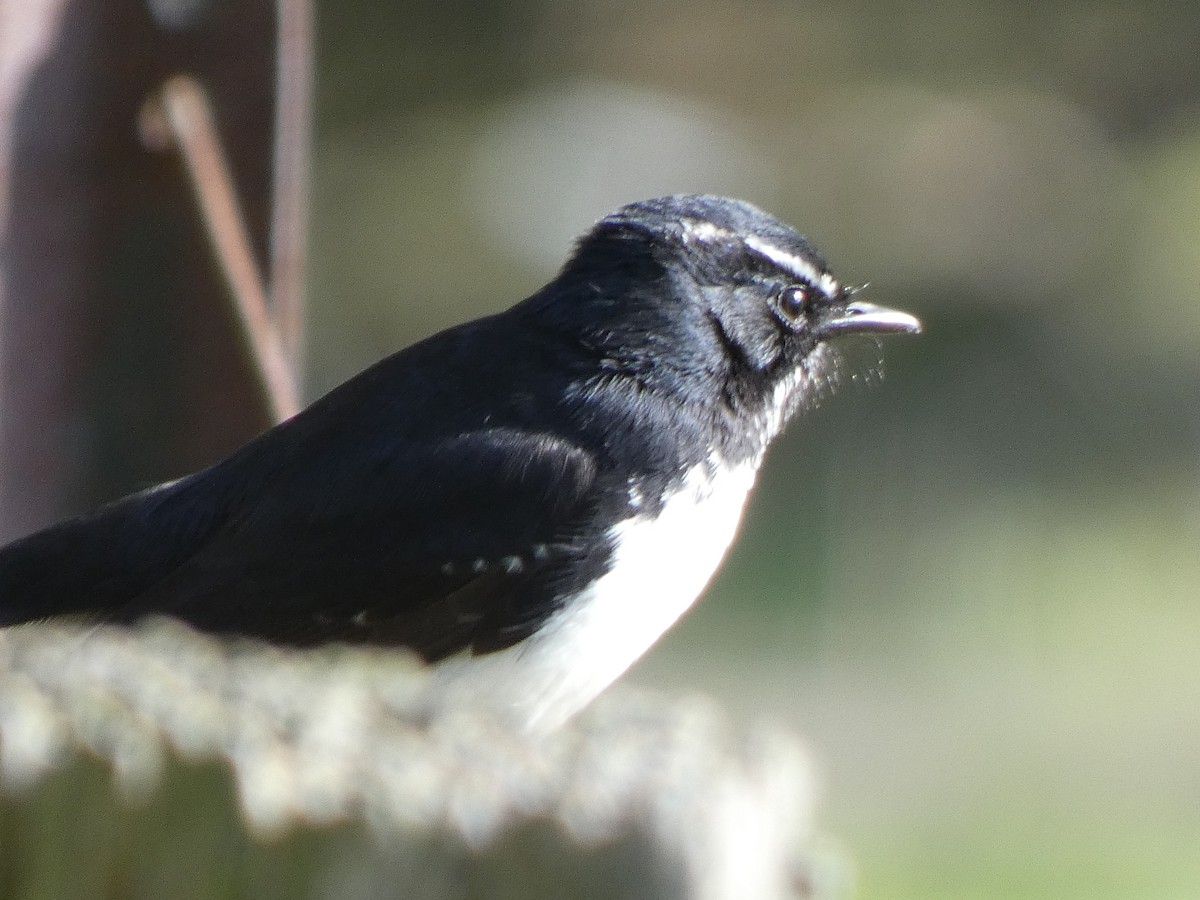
0;195;919;731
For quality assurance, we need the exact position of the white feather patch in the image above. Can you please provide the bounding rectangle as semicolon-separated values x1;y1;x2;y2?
430;458;760;733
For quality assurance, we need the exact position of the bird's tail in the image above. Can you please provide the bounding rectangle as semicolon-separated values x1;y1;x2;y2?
0;477;219;627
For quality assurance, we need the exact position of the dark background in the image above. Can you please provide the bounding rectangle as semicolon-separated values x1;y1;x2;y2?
310;3;1200;897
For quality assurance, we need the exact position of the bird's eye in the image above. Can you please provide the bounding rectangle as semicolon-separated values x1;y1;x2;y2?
776;284;811;322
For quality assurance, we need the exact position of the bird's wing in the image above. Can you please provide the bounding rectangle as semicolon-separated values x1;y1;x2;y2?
109;426;603;658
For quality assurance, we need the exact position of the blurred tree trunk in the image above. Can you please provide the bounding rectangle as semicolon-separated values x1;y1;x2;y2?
0;0;284;543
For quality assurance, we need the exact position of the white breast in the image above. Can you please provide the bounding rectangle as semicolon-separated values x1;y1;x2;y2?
429;458;760;733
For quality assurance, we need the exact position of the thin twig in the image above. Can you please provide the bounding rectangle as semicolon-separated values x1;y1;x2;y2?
270;0;313;366
152;74;301;423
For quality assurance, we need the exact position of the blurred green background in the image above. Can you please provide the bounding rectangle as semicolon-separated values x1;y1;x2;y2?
309;2;1200;898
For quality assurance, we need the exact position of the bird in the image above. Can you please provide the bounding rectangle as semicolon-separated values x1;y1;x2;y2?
0;195;919;732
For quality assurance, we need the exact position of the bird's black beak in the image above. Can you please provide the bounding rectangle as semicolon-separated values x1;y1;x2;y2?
817;300;922;338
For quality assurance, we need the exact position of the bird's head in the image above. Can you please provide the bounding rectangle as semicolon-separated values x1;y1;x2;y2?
524;195;921;444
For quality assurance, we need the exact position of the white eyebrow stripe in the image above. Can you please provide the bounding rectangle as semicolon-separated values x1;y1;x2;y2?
681;219;736;244
743;235;840;298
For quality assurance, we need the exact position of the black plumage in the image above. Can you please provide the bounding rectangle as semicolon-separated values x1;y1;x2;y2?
0;195;919;681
